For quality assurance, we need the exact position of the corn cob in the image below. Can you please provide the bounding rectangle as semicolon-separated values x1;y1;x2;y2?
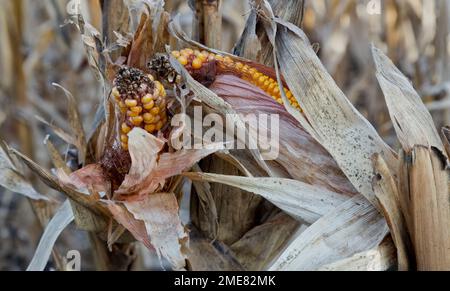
112;67;168;150
170;49;301;110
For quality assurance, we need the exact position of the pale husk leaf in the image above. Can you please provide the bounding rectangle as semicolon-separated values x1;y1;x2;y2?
268;195;387;271
262;11;397;207
27;200;74;271
185;172;350;224
124;193;189;271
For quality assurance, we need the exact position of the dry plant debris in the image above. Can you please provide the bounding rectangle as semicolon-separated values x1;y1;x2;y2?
0;0;449;272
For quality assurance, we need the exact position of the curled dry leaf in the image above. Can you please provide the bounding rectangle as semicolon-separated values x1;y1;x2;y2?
56;164;108;193
210;74;357;196
268;195;387;271
261;12;397;208
0;145;48;201
116;133;224;198
318;237;397;271
105;201;153;251
124;193;189;271
373;46;446;155
184;172;350;224
118;128;165;193
27;200;74;271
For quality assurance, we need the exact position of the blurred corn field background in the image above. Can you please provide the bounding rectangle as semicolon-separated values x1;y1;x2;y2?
0;0;449;271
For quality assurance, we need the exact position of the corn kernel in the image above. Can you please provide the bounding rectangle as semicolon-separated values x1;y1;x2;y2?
112;87;120;99
144;100;155;110
145;124;156;133
142;94;153;104
178;56;188;66
122;123;132;134
150;107;160;115
121;142;128;151
121;134;129;143
156;121;164;131
172;51;181;58
131;116;144;126
192;58;203;70
130;106;143;114
143;113;155;123
127;110;139;117
125;99;138;108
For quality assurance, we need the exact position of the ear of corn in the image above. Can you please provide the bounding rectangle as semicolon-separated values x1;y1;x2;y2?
170;49;301;110
112;67;168;150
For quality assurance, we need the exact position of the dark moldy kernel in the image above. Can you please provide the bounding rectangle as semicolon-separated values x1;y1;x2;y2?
99;143;132;191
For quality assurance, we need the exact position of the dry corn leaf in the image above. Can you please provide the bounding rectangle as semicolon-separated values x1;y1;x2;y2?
10;148;109;217
211;74;357;195
190;164;219;240
262;12;397;207
268;195;387;271
188;227;245;271
44;137;71;175
372;153;412;271
168;23;274;176
185;172;349;224
27;200;74;271
52;84;88;165
105;201;154;251
124;193;189;271
441;127;450;157
400;146;450;270
118;128;165;193
373;46;446;155
116;143;224;197
231;212;301;271
127;4;170;69
235;0;305;65
192;157;265;245
57;164;108;193
0;144;48;201
318;238;397;271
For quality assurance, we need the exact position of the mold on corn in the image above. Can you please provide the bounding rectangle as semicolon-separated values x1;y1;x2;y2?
170;49;301;110
112;67;168;150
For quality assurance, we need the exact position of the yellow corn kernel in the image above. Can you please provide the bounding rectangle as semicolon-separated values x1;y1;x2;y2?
118;101;126;109
159;99;167;110
125;99;138;108
172;51;181;58
121;142;128;151
127;110;139;117
130;106;143;114
145;124;156;133
121;134;129;143
121;123;132;134
178;56;188;66
156;121;164;131
142;94;153;104
143;113;155;124
235;62;244;71
112;87;120;100
144;100;155;110
156;81;166;97
131;116;144;126
192;58;203;70
150;107;160;116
